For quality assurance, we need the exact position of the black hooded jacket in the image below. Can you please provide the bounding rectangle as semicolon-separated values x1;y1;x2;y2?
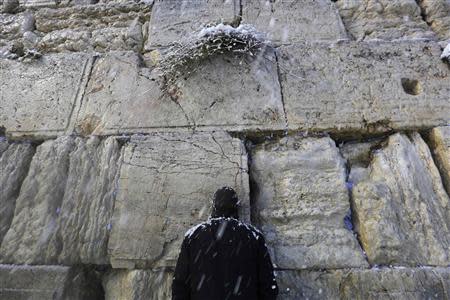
172;217;278;300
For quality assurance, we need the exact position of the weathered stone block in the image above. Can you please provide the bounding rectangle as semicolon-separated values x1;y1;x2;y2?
242;0;347;44
418;0;450;40
76;50;285;134
0;264;103;300
0;53;92;138
279;40;450;134
108;131;249;269
429;126;450;196
34;3;150;33
0;142;34;244
103;269;172;300
352;133;450;266
336;0;435;40
0;136;122;265
145;0;239;49
277;267;450;300
250;136;368;269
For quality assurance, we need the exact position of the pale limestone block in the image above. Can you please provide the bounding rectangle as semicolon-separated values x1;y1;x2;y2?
145;0;239;49
108;131;249;269
336;0;436;40
242;0;347;44
251;136;368;269
279;40;450;134
352;133;450;266
0;53;92;138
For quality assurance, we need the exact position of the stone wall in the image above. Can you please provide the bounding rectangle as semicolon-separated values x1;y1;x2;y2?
0;0;449;299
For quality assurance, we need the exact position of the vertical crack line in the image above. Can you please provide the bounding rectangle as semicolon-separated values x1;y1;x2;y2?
274;50;289;134
65;55;97;134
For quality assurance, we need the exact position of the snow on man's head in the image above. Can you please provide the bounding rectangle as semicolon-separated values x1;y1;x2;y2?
212;187;239;218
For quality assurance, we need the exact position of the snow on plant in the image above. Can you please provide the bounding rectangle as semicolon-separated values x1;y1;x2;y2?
157;23;270;101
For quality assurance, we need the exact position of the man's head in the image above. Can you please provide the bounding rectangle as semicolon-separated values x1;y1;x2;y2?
212;186;239;218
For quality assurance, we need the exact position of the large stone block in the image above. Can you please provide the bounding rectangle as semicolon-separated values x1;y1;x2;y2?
0;53;92;138
145;0;239;49
108;131;249;269
335;0;435;40
0;264;103;300
279;40;450;134
418;0;450;40
429;126;450;196
0;142;34;244
0;136;122;265
277;267;450;300
103;269;172;300
242;0;347;44
352;133;450;266
75;50;285;135
250;136;368;269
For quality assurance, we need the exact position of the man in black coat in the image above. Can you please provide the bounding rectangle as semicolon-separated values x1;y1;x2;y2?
172;187;278;300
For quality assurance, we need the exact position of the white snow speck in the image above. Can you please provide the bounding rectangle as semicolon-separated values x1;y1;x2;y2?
271;285;276;289
441;43;450;61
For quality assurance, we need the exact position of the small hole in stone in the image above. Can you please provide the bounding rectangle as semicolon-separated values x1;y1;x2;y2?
401;78;421;95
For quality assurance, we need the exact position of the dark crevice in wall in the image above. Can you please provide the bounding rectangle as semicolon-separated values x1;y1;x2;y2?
338;147;371;266
243;138;259;226
415;0;433;26
420;130;450;199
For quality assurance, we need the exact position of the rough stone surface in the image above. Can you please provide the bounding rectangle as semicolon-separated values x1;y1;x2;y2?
108;131;249;269
429;126;450;196
76;50;285;134
242;0;347;44
335;0;436;40
279;40;450;134
277;267;450;300
0;264;103;300
0;53;92;138
0;142;34;244
418;0;450;40
0;136;122;265
352;133;450;266
250;136;368;269
103;269;172;300
34;3;151;53
145;0;239;49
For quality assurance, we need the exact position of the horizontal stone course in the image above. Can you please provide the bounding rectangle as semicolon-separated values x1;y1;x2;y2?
279;40;450;134
75;50;285;135
145;0;238;49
